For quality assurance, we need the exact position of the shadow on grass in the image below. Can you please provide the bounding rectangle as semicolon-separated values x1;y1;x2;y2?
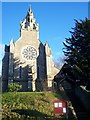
11;109;67;120
11;109;47;117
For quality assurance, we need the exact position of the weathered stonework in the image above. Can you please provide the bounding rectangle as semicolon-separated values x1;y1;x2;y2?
2;7;59;92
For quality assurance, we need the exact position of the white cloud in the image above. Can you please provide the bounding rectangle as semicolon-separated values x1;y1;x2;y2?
55;51;61;56
53;51;64;59
53;50;65;66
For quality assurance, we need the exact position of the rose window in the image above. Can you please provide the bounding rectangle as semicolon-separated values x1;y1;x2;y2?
22;46;37;60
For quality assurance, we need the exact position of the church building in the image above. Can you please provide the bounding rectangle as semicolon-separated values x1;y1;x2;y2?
2;7;59;92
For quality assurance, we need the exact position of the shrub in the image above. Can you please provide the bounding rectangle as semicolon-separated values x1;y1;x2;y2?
8;83;22;92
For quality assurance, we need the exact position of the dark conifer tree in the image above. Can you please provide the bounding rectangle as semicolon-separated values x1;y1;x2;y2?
63;18;90;89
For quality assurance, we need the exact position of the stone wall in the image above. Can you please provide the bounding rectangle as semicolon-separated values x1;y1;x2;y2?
2;45;9;92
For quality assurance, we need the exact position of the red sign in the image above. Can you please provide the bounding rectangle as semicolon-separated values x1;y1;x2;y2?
53;99;67;115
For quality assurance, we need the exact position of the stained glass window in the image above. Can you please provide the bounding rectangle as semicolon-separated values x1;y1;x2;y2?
22;46;37;60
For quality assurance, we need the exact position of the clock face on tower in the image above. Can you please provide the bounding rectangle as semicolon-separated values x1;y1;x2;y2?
22;46;37;60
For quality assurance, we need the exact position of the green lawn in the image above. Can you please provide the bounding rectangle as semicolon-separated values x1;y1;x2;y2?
2;91;76;120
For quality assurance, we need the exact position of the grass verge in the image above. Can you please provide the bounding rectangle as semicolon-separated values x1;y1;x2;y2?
2;91;76;120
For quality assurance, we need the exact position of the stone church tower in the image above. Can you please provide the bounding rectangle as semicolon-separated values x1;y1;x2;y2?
2;7;59;92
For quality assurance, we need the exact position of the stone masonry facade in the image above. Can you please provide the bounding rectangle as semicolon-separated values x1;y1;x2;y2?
2;7;59;92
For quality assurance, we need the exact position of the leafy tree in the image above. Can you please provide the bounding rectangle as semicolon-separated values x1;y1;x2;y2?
8;83;22;92
63;18;90;89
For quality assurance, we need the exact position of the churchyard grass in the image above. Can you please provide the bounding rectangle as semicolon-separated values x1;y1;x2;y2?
2;92;68;120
